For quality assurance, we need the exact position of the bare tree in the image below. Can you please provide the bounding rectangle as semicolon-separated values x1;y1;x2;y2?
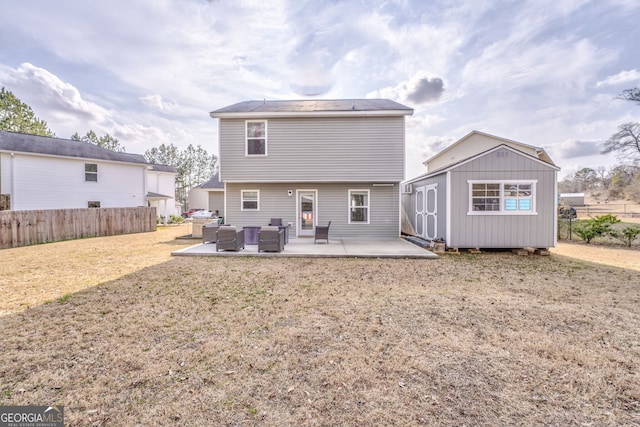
617;87;640;104
602;122;640;163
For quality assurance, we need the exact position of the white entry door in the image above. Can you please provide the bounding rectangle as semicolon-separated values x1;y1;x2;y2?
297;190;317;237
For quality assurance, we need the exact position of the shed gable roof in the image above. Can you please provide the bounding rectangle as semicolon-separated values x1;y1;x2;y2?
0;130;148;165
423;130;556;169
210;99;413;118
405;144;560;184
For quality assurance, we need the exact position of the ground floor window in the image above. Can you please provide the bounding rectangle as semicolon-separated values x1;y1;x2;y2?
348;189;369;223
241;190;259;210
468;180;536;214
88;201;101;208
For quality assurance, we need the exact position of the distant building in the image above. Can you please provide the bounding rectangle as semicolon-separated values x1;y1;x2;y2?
188;173;224;217
559;193;585;207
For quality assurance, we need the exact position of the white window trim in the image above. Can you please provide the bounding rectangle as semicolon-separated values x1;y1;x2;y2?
241;189;260;211
348;189;370;224
467;180;537;215
245;120;268;156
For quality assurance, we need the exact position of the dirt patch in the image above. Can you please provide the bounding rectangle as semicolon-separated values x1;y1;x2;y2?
551;241;640;271
1;228;639;425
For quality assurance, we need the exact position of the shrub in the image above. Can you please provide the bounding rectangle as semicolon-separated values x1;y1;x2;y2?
169;215;185;224
573;214;620;244
609;224;640;247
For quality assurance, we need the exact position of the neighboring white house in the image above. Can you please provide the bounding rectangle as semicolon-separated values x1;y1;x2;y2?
0;131;176;215
209;99;413;238
402;131;560;250
187;173;224;217
147;164;180;221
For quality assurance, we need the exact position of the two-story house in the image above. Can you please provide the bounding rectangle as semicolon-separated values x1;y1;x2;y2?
0;131;176;215
209;99;413;239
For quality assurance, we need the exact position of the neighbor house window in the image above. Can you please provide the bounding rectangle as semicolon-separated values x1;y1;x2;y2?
241;190;260;210
88;201;101;208
468;180;536;214
85;163;98;181
349;189;370;223
246;121;267;156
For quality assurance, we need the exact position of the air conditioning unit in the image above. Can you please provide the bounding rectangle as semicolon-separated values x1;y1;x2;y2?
401;183;412;194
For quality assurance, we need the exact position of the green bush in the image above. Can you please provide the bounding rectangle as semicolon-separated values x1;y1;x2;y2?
169;215;185;224
609;224;640;247
573;214;620;244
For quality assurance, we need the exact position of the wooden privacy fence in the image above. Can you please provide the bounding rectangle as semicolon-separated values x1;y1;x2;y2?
0;207;157;249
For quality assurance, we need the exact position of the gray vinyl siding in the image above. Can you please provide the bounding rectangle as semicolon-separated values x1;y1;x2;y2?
447;148;557;248
219;117;405;182
225;182;400;238
208;191;224;218
402;174;447;239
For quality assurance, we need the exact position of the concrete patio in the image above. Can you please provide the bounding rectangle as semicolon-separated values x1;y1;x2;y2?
172;237;438;259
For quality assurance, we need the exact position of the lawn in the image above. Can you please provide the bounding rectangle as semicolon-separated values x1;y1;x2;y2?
0;225;639;425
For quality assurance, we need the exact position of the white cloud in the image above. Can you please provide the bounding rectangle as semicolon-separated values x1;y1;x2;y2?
368;71;446;105
140;95;177;112
12;63;110;123
596;69;640;87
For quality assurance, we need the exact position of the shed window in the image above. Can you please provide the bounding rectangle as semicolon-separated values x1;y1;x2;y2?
246;121;267;156
468;180;536;215
349;189;369;223
85;163;98;182
88;201;101;208
241;190;260;210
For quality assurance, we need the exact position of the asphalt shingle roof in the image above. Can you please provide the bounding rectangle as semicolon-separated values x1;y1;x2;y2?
0;131;149;165
210;99;413;116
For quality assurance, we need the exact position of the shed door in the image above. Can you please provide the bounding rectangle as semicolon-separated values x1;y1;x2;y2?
415;187;425;238
425;184;437;240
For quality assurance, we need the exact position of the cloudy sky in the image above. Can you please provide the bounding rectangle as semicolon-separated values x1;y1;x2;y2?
1;0;639;179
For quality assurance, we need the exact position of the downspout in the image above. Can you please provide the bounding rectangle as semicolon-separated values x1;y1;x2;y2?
553;170;558;247
10;152;15;210
445;170;451;245
143;166;148;207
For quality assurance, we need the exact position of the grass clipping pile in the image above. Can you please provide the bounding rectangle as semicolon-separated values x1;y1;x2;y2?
1;226;639;425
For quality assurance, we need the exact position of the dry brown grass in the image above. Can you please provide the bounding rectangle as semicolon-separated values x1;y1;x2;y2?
1;226;639;426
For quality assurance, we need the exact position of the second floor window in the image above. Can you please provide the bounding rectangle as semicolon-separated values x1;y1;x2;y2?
85;163;98;182
246;121;267;156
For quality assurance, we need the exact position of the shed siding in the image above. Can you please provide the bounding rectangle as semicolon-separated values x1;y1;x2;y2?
219;117;405;182
225;182;400;238
448;148;556;248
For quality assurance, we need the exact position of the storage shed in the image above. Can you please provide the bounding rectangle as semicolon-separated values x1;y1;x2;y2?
402;131;560;250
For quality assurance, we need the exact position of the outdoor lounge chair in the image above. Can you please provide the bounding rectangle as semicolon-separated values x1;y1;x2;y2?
216;226;245;252
258;226;285;253
314;221;331;244
202;222;221;244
